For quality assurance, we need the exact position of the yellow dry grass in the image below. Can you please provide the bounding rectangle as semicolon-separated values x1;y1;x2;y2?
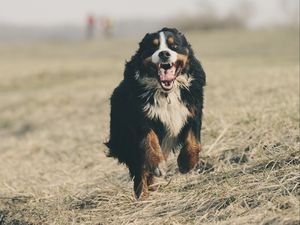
0;29;299;225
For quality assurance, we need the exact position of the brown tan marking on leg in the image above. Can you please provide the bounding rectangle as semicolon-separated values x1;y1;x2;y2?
147;175;158;191
144;129;165;174
177;129;201;174
134;130;165;198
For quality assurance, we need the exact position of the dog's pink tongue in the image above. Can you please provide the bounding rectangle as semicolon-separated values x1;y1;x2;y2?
159;67;176;81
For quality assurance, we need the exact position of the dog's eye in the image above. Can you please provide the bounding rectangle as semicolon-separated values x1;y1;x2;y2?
172;44;178;49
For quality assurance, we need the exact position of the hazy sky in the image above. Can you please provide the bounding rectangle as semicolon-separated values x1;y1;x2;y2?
0;0;298;27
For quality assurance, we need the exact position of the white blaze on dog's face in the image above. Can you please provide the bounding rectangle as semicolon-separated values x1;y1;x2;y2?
151;32;178;91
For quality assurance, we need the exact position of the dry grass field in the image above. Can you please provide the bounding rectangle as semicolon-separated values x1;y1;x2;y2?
0;29;299;225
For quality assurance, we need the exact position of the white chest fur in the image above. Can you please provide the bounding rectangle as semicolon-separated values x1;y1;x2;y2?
143;84;190;137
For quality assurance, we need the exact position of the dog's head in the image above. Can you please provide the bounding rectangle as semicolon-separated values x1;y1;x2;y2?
126;27;205;92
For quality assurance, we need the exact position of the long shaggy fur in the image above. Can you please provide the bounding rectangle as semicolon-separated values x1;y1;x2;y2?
105;27;206;199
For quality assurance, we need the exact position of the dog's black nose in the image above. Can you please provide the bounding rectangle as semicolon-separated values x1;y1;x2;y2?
159;51;171;61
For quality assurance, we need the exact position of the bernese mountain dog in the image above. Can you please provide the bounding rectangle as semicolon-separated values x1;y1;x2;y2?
105;27;206;199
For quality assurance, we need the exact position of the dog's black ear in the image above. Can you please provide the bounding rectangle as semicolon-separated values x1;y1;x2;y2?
187;46;206;87
140;33;150;42
138;33;151;51
123;32;154;81
124;54;139;80
180;32;189;46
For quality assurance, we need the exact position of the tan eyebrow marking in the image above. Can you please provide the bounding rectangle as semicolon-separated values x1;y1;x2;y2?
153;38;159;46
167;36;174;45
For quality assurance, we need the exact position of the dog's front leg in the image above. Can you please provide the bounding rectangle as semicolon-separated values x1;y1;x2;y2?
144;129;167;177
133;129;165;199
133;169;149;200
177;129;201;174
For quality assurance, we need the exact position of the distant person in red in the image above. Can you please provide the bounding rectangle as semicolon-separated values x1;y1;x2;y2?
86;15;95;39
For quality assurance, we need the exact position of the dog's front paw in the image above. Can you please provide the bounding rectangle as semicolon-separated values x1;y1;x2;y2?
177;149;199;174
134;176;149;200
151;161;167;177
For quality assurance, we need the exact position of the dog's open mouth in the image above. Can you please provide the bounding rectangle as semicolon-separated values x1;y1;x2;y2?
158;61;182;91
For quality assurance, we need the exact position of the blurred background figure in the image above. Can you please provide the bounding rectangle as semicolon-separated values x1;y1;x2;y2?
100;17;114;38
86;14;95;40
0;0;298;41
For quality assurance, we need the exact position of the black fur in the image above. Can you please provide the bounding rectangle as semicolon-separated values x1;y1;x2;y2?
105;27;206;197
